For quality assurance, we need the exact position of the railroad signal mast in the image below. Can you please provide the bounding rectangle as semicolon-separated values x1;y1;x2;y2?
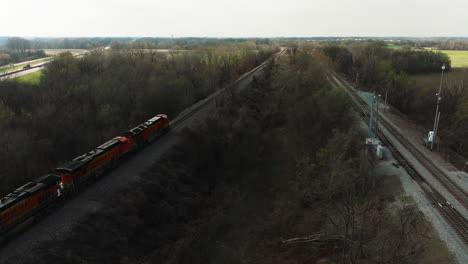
428;64;445;151
366;93;385;160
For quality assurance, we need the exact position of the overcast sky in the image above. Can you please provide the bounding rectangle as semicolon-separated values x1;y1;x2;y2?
1;0;467;38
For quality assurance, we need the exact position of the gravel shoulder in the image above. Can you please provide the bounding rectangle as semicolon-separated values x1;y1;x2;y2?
375;147;466;264
354;116;464;264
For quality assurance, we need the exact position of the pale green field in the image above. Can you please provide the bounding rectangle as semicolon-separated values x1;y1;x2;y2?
44;49;87;55
387;44;407;49
16;71;43;84
387;45;468;68
439;50;468;68
0;64;23;73
420;47;468;67
128;49;188;53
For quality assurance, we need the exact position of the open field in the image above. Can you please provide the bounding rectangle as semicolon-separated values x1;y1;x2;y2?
0;64;24;73
151;48;187;52
387;44;406;49
121;48;188;53
387;45;468;68
16;71;43;84
440;50;468;68
44;49;87;55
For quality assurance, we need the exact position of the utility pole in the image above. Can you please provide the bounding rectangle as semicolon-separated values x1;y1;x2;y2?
431;64;445;151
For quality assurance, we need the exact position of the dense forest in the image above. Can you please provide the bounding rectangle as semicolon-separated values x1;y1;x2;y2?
6;47;453;264
0;41;277;197
322;42;467;163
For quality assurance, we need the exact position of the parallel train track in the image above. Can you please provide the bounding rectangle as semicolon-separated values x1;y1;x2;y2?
329;73;468;244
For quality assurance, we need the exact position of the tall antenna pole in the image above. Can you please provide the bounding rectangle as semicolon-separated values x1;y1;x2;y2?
431;64;445;151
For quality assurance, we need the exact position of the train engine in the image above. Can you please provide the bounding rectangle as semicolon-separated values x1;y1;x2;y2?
124;114;170;147
0;114;170;238
0;175;62;236
56;114;170;193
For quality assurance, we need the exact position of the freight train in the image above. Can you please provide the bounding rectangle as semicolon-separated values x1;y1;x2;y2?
0;114;170;237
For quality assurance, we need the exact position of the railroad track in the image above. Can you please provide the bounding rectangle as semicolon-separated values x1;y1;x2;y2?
170;48;286;131
328;72;468;244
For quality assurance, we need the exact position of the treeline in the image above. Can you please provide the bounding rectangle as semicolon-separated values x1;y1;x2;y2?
11;47;453;264
1;37;275;51
109;39;277;55
0;37;46;65
366;39;468;50
436;40;468;50
112;38;274;50
0;42;277;197
322;42;450;110
323;42;450;82
410;39;468;50
0;37;277;65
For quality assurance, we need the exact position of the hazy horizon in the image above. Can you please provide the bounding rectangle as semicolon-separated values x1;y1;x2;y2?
1;0;468;38
2;36;468;39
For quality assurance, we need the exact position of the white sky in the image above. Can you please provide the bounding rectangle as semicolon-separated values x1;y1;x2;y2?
1;0;467;37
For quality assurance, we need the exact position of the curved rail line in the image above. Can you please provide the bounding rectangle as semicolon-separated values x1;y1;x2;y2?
329;73;468;244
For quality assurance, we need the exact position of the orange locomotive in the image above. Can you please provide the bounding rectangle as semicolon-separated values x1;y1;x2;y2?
0;114;170;236
0;175;62;236
56;114;170;193
125;114;170;147
55;136;132;192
